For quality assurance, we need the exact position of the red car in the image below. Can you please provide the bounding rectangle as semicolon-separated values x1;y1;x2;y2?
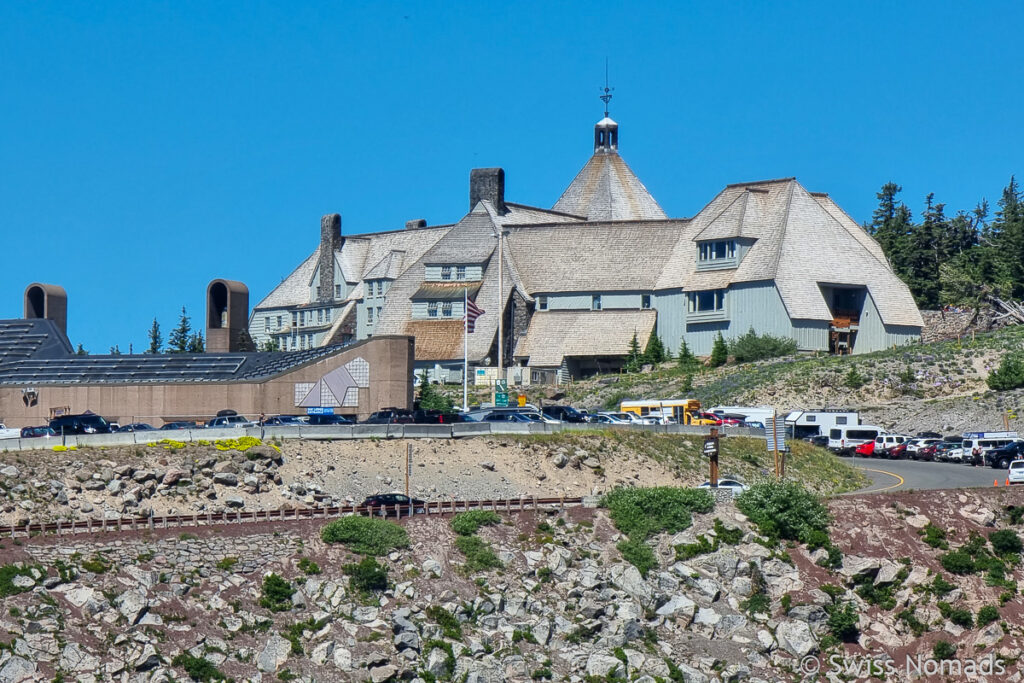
884;443;908;460
855;441;876;457
914;444;937;461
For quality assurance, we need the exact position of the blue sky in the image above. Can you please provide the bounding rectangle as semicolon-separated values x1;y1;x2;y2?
2;1;1022;352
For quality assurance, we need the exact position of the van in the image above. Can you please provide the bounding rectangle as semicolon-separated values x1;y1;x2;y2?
960;431;1021;466
873;433;908;456
828;425;883;455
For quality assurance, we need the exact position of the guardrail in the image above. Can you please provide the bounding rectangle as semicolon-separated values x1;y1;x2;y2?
0;422;760;452
3;495;590;539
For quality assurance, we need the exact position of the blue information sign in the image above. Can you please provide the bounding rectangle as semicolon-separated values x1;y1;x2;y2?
306;407;335;416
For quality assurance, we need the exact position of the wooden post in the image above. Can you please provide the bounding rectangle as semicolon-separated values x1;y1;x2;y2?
1005;412;1011;431
406;443;412;498
772;410;780;479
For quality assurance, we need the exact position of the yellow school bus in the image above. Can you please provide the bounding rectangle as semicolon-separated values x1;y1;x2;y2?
619;399;705;425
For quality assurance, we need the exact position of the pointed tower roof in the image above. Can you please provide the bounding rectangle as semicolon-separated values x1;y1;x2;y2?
552;116;668;221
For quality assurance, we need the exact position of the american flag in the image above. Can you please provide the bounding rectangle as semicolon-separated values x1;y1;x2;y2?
465;297;485;333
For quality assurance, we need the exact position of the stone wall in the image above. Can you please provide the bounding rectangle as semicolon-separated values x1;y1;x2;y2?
920;307;1009;343
25;530;300;574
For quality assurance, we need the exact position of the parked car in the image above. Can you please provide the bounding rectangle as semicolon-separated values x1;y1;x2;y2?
854;441;876;457
411;409;468;424
20;425;56;439
985;442;1024;469
483;412;540;423
50;413;113;435
697;479;749;497
360;493;426;515
1009;460;1024;485
907;438;941;455
594;413;631;424
206;415;255;428
913;443;938;461
935;441;964;463
540;405;586;423
599;412;639;424
883;443;908;460
804;435;830;448
307;414;354;425
263;415;304;426
116;423;155;433
160;421;197;430
363;409;414;424
963;432;1022;467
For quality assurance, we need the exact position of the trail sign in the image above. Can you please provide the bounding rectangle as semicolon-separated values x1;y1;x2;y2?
495;392;509;407
765;416;786;452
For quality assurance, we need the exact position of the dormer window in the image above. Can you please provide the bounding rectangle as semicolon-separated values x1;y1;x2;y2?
696;240;740;271
428;302;439;317
441;266;452;281
456;266;466;280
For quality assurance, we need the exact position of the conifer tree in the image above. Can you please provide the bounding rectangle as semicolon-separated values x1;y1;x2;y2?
187;331;204;352
417;371;453;412
624;332;643;372
642;328;667;365
710;333;728;368
677;338;697;370
146;319;162;354
168;307;192;353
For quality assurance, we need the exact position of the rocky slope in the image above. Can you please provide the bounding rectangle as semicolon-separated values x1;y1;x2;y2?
3;486;1024;682
0;433;864;528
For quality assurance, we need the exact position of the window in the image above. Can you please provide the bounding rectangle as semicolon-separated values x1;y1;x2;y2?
538;296;548;311
335;284;341;298
456;266;466;280
318;309;324;324
442;302;452;317
836;416;848;425
641;294;651;309
687;290;726;313
292;311;298;328
377;281;384;296
264;316;270;332
277;315;283;329
325;309;331;322
592;295;602;311
428;302;438;318
441;266;452;281
806;415;816;422
367;307;374;324
376;306;382;320
300;334;306;350
698;240;736;261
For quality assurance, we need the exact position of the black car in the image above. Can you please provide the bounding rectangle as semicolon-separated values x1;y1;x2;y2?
363;409;415;424
986;442;1024;469
540;405;587;423
263;415;304;426
117;423;155;433
49;413;113;435
361;493;426;515
804;434;830;448
160;421;197;430
307;414;354;425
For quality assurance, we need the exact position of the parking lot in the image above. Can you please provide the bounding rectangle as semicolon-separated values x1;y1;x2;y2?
850;457;1014;493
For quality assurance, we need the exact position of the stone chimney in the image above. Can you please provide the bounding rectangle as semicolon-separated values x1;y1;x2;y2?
405;219;427;230
317;213;343;302
469;168;506;214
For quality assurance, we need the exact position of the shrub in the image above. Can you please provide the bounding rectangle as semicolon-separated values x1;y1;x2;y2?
826;601;860;642
713;518;744;545
928;574;956;596
988;352;1024;391
709;333;728;367
321;516;410;556
343;557;389;594
897;609;927;637
990;529;1023;555
1007;505;1024;525
80;555;110;574
425;605;462;640
451;510;501;536
739;563;769;615
171;652;226;682
297;558;321;575
728;328;797;363
735;480;830;543
932;640;957;660
977;605;999;627
602;487;713;540
259;574;294;612
844;367;866;389
939;549;976;575
454;535;502;572
215;557;238;572
0;564;41;598
675;535;714;561
921;523;948;549
617;539;657;577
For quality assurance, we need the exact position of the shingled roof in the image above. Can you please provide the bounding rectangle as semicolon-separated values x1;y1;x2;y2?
553;152;667;221
513;310;657;367
0;319;74;366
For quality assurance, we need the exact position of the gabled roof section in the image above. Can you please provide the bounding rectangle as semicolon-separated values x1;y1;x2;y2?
254;251;319;310
364;250;406;280
506;221;685;293
553;152;667;221
514;310;657;367
421;202;500;265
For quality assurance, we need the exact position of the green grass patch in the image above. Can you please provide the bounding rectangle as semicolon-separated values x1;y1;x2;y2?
0;564;40;598
343;557;389;594
425;605;462;640
454;535;502;572
451;510;501;536
258;573;294;613
171;652;226;682
321;516;409;556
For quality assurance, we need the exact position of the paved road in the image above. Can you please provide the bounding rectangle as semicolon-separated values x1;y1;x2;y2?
846;456;1010;493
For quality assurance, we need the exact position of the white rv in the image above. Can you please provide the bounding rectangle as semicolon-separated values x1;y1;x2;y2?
785;410;860;439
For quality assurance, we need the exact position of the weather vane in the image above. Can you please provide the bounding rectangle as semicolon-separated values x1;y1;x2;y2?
599;58;613;118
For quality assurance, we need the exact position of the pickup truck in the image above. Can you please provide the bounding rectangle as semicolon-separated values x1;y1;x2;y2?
0;423;21;440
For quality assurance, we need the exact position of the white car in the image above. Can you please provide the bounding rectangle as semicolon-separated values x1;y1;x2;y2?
697;479;749;497
907;438;940;455
1009;460;1024;485
594;413;632;424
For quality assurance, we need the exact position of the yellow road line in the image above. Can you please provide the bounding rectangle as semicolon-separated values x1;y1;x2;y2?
858;467;905;493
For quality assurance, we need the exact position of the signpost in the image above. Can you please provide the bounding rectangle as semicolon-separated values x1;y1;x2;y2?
405;443;412;497
765;413;787;478
495;380;509;408
704;428;720;488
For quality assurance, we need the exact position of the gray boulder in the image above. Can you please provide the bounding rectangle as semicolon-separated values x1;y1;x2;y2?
257;634;292;672
775;619;817;658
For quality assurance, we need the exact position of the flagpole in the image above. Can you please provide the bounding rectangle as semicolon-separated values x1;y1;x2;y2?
463;285;469;412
